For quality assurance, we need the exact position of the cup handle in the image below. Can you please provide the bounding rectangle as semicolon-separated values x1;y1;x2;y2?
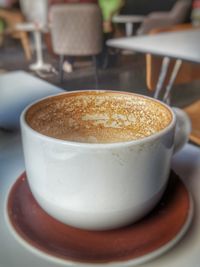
172;107;191;154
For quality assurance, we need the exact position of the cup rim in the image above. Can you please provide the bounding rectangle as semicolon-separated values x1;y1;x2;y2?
20;90;176;148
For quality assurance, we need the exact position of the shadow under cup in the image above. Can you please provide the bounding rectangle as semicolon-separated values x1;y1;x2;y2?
20;90;175;230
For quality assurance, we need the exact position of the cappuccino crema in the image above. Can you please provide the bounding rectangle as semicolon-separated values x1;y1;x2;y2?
26;91;172;143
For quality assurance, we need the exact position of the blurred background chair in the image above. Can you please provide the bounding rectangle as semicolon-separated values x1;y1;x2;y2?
137;0;191;35
113;0;191;37
146;23;200;145
0;8;32;60
50;3;103;84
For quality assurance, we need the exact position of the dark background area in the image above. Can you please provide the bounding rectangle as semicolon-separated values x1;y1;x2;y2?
120;0;192;22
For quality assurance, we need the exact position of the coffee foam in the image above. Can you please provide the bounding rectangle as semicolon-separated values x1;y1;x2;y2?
26;92;172;143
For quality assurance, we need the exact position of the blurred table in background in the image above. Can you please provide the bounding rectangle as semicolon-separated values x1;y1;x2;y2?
112;14;145;36
15;23;53;72
107;27;200;145
0;71;63;129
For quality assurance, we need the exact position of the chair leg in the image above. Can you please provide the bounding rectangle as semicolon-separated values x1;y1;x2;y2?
59;55;64;84
92;55;98;89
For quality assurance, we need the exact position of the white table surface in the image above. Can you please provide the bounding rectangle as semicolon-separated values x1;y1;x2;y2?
0;71;63;129
107;28;200;64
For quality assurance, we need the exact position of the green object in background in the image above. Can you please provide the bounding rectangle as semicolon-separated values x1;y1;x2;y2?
98;0;123;21
0;19;5;33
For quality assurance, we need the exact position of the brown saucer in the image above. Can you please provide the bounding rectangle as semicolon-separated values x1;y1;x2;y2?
6;171;192;265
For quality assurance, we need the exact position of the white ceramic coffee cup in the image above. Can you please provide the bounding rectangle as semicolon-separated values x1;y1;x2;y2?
20;91;191;230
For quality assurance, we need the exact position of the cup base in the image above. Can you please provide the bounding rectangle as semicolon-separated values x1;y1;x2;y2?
5;171;193;266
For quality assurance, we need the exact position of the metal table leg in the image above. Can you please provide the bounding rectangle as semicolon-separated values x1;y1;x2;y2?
125;22;133;36
30;30;52;72
153;57;182;105
163;59;182;104
154;57;170;99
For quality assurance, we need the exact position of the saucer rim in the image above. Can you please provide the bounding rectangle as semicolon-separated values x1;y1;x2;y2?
4;174;194;267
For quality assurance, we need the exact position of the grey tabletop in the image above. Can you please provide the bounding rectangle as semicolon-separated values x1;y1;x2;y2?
0;71;63;129
107;28;200;64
